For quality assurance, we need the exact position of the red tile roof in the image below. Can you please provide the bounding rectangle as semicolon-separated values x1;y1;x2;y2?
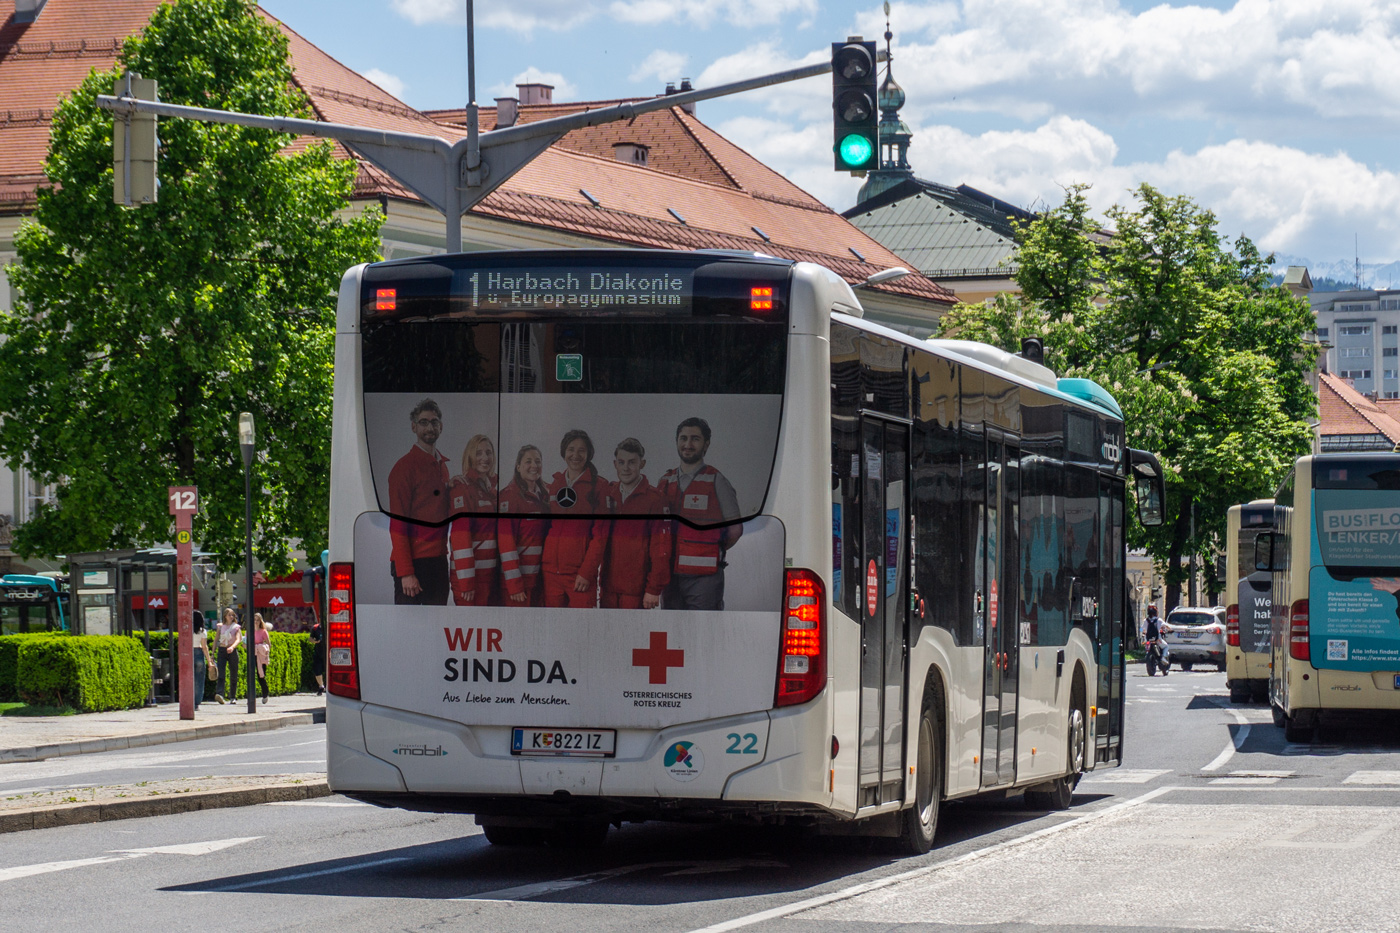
1318;373;1400;444
0;0;952;306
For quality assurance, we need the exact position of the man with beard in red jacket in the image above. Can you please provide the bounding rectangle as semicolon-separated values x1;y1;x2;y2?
387;399;450;605
601;438;671;609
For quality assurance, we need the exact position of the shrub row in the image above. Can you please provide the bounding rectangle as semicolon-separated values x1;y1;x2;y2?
16;635;150;712
154;630;312;700
0;632;68;702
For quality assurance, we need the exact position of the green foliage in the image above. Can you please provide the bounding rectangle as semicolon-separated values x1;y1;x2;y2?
0;0;382;572
939;183;1318;603
0;633;68;702
17;636;151;712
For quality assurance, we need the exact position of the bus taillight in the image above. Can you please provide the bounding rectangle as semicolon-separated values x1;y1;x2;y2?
775;569;825;707
327;561;360;699
1226;604;1240;647
1289;599;1310;662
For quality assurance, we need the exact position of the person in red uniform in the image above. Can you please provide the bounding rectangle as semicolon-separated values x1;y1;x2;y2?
388;399;450;605
601;438;672;609
542;429;612;608
498;445;551;607
447;434;499;606
659;417;741;611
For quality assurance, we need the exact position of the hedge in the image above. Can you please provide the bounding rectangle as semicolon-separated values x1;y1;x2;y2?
198;631;306;700
0;633;67;702
17;635;150;712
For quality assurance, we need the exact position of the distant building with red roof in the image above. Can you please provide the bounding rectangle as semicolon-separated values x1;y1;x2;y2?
1317;372;1400;452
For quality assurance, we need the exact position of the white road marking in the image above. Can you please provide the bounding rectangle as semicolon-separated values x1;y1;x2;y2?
1344;771;1400;785
0;856;131;883
1080;769;1170;784
205;857;411;891
1201;707;1251;772
115;837;261;856
681;786;1176;933
0;739;325;785
1;836;259;884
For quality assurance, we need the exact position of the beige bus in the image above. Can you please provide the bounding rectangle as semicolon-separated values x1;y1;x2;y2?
1225;500;1275;704
1256;454;1400;742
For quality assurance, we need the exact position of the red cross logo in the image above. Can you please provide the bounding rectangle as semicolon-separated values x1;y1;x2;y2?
632;631;684;684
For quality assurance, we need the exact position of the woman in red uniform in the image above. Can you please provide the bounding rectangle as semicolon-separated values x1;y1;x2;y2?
498;445;551;607
447;434;499;606
542;429;612;608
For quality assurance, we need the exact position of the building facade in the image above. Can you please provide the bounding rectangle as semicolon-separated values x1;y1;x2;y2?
1312;288;1400;399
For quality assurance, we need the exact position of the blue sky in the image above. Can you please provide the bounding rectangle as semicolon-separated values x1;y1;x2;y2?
260;0;1400;274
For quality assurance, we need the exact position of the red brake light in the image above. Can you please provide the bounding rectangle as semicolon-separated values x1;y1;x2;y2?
327;561;360;699
375;288;396;312
1225;605;1240;647
1289;599;1309;662
776;569;826;707
750;286;774;312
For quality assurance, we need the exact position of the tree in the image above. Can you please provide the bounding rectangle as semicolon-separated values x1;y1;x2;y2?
0;0;382;572
939;183;1318;610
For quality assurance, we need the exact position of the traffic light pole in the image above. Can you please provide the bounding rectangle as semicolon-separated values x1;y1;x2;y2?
97;51;884;251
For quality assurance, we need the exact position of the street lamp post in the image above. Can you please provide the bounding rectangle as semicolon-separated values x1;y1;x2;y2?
238;412;257;714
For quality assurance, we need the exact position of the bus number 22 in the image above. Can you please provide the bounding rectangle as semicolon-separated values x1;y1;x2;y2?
726;733;759;754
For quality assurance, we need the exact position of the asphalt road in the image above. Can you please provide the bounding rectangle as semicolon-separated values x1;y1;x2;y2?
3;665;1399;933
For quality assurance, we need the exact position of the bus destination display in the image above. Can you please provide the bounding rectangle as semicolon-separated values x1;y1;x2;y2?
458;266;693;313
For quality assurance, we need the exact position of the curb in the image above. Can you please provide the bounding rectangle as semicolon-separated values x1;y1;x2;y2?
0;780;332;834
0;708;326;764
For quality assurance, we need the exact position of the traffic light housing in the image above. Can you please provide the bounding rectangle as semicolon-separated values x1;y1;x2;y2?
831;40;878;172
113;73;158;206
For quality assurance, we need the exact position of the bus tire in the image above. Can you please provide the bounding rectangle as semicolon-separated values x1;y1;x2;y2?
1025;705;1084;811
897;706;941;855
482;824;545;846
1229;682;1250;704
1180;662;1194;672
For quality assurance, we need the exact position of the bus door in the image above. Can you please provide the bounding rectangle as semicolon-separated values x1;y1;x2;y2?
858;413;910;807
982;430;1021;787
1099;476;1126;763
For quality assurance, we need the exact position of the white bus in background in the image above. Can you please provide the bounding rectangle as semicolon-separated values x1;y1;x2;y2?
325;249;1165;852
1257;454;1400;742
1226;500;1275;704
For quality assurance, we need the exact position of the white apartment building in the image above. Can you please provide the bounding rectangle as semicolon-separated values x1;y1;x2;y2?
1312;289;1400;399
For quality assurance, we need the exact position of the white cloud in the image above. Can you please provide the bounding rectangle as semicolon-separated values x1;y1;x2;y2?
487;67;578;101
610;0;816;26
630;49;688;84
390;0;597;33
363;68;408;100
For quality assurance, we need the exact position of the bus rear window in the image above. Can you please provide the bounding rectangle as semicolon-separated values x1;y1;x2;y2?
359;252;790;526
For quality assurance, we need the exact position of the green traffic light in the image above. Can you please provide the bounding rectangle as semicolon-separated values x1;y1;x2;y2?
838;133;874;168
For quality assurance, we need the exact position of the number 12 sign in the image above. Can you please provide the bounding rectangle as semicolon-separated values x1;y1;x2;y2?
169;487;199;515
168;486;198;719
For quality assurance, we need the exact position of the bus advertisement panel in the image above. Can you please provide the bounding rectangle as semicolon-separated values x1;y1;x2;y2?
1311;486;1400;669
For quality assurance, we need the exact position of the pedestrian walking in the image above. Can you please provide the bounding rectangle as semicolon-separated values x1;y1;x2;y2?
214;607;242;703
309;620;326;696
253;612;271;703
191;609;214;709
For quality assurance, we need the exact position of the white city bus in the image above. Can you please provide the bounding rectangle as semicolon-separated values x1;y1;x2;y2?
1225;500;1275;703
325;250;1165;851
1257;454;1400;742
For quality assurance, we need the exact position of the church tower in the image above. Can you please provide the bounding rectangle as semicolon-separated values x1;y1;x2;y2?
857;7;915;204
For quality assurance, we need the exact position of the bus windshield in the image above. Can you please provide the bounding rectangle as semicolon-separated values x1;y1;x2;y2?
360;252;788;527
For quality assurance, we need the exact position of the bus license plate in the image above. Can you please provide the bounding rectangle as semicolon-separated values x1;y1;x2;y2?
511;728;616;758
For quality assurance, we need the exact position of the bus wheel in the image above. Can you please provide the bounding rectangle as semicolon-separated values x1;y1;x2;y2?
482;824;545;846
1180;662;1194;672
1026;706;1083;811
897;706;941;855
547;820;609;850
1229;682;1250;704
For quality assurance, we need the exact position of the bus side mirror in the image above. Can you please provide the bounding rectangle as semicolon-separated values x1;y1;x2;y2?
1128;449;1165;527
1254;532;1283;572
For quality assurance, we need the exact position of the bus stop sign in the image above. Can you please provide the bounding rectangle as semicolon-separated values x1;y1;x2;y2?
169;486;198;720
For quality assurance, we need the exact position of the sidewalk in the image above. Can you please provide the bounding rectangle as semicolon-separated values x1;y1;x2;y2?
0;692;326;764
